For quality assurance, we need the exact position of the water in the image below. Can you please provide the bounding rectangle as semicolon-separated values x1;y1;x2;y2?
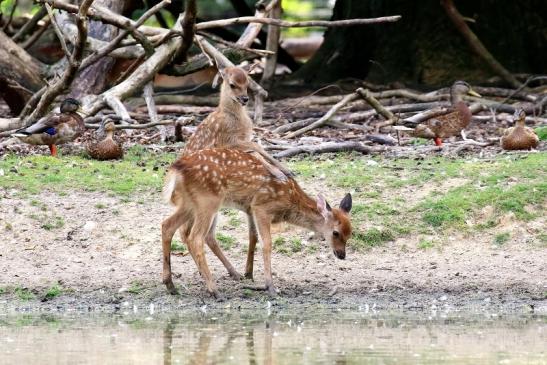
1;311;545;364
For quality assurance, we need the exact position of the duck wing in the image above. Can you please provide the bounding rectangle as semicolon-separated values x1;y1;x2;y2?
14;114;64;136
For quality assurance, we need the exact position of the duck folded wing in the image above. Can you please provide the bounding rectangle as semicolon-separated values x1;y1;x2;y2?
13;115;64;136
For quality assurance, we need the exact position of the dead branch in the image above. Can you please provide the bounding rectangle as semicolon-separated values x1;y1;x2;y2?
260;0;281;88
79;0;171;71
84;13;185;117
236;0;277;47
285;93;359;138
441;0;521;88
196;15;402;30
86;120;175;129
23;0;94;126
176;0;197;62
2;0;18;31
356;88;398;122
12;5;47;42
22;18;50;49
45;3;72;59
273;141;385;159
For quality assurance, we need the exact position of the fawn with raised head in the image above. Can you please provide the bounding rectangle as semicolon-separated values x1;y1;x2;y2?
167;66;292;284
162;148;353;297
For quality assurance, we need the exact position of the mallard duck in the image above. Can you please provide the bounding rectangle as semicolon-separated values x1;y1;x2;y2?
395;81;481;146
500;109;539;150
12;98;85;156
86;120;123;160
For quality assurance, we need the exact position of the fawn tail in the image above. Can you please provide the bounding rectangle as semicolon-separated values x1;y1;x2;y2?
162;169;182;205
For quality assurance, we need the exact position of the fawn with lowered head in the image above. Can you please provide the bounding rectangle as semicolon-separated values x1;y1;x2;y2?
166;66;292;284
162;147;353;298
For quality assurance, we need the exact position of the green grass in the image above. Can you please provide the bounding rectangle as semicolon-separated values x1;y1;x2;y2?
535;126;547;141
171;240;187;253
0;287;5;295
494;232;511;246
15;287;34;301
216;233;236;250
352;228;395;249
43;283;62;300
417;239;434;250
127;281;143;294
41;216;65;230
0;146;174;196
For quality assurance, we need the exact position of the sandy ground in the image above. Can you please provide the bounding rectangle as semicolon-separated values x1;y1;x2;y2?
0;190;546;314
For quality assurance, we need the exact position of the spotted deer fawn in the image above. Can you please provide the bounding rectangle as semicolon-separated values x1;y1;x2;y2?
169;66;292;283
162;148;352;297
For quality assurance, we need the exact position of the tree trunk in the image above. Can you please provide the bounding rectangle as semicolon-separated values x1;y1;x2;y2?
296;0;547;86
0;30;44;115
68;0;127;97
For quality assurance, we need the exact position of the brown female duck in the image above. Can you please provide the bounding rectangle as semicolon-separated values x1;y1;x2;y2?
12;98;85;156
396;81;481;146
500;109;539;150
86;120;123;160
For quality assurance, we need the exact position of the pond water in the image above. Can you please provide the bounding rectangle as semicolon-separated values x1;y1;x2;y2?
1;311;545;364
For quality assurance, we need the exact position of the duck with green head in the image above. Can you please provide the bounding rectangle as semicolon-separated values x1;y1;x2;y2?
12;98;85;156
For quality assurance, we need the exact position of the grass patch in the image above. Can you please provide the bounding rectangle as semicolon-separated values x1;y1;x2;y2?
171;240;187;253
417;239;434;250
15;287;34;301
0;146;175;196
535;126;547;141
216;233;236;250
41;216;65;230
95;203;107;209
43;283;62;300
127;282;143;294
493;232;511;246
352;228;395;250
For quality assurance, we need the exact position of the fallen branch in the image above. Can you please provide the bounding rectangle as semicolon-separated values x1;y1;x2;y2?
12;5;47;42
196;15;402;30
285;93;358;138
274;141;385;158
356;88;398;122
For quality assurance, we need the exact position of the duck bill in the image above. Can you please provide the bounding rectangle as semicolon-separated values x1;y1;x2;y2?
468;89;481;98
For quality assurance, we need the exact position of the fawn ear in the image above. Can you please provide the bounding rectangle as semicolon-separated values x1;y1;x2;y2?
317;194;332;220
339;193;352;213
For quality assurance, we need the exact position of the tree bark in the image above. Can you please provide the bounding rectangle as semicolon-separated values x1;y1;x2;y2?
297;0;547;86
68;0;127;97
0;30;44;115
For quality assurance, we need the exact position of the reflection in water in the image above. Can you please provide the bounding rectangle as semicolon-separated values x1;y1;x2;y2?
0;312;546;364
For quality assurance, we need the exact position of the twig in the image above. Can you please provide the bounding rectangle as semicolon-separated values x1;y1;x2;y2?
45;3;72;60
22;18;50;49
197;15;402;30
441;0;521;88
86;120;175;129
176;0;196;62
285;93;358;138
12;5;47;42
2;0;17;31
143;81;167;140
356;88;398;123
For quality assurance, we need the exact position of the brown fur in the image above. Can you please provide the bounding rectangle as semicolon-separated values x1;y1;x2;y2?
165;67;291;284
501;111;539;150
162;148;352;297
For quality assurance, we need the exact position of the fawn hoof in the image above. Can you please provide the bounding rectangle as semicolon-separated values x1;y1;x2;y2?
229;270;244;281
210;289;223;302
266;286;277;297
164;280;179;295
244;272;254;281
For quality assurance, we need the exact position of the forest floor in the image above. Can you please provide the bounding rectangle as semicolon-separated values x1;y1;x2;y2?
0;146;546;314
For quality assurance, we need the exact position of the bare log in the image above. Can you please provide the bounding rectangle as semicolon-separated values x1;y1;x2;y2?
0;30;44;115
260;0;281;88
441;0;521;88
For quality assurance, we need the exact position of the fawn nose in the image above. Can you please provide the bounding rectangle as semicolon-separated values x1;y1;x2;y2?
237;95;249;105
334;249;346;260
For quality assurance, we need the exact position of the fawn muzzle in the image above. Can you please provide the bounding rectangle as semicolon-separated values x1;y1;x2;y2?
333;249;346;260
236;95;249;106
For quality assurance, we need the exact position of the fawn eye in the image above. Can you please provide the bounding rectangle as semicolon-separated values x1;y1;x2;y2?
229;83;236;89
333;231;340;238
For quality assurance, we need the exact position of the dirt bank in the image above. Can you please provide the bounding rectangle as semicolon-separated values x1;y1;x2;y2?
1;189;545;314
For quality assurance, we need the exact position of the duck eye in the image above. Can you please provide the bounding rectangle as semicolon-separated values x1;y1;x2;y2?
333;231;340;238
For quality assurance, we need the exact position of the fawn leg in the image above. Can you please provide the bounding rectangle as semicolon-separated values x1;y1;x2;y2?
244;214;258;280
187;210;221;299
161;208;188;294
252;210;276;296
205;214;243;280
